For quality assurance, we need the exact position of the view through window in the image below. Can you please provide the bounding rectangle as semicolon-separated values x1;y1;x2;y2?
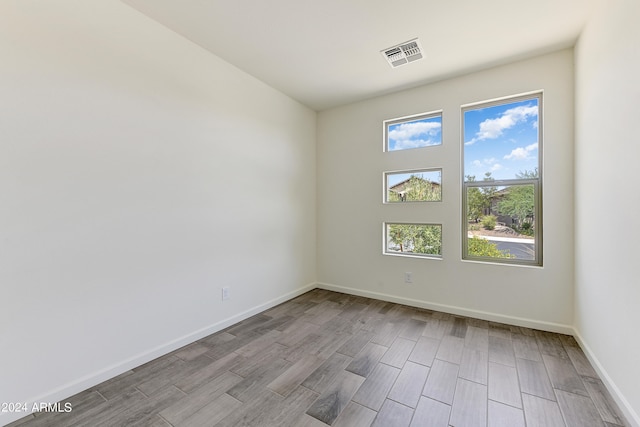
462;93;542;265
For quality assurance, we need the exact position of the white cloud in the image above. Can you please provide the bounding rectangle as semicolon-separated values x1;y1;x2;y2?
470;157;501;173
504;142;538;160
391;138;440;150
389;121;441;141
466;105;538;145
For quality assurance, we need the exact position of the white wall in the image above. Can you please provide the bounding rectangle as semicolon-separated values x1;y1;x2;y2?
0;1;316;424
317;50;575;331
575;0;640;424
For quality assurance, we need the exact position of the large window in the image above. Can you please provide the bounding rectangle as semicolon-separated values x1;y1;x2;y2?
462;93;542;266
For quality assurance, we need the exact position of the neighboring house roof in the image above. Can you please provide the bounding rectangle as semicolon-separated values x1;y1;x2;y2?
390;177;441;194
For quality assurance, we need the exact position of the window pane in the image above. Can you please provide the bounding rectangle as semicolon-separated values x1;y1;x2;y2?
386;113;442;151
386;169;442;202
466;184;535;261
463;98;539;181
385;223;442;258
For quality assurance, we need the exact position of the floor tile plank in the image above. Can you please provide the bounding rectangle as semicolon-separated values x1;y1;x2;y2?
516;357;555;401
379;337;416;368
450;378;488;427
301;352;353;393
459;348;489;385
542;354;589;397
488;400;525;427
332;402;378;427
489;335;516;367
435;335;465;364
582;376;628;426
387;361;430;408
522;393;566;427
488;362;522;408
352;363;401;411
422;359;459;405
344;342;388;377
410;396;450;427
305;370;365;425
267;354;325;397
512;333;543;362
371;399;414;427
556;389;607;427
408;335;440;368
465;326;490;352
336;330;375;357
160;371;242;425
566;346;599;378
177;392;242;427
399;318;428;341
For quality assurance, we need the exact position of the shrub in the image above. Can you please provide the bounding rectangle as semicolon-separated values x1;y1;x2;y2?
517;221;534;236
468;236;513;258
481;215;497;230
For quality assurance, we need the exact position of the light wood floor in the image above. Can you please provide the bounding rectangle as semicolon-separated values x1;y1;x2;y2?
8;289;629;427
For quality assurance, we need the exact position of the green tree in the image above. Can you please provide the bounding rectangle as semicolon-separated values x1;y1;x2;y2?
466;175;484;222
388;224;441;255
481;172;498;205
466;173;496;222
497;169;538;228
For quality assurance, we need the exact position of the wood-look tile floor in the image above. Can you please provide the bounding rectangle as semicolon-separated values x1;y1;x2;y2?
8;289;629;427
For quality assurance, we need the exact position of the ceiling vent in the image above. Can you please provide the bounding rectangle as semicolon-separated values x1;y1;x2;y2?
381;38;424;68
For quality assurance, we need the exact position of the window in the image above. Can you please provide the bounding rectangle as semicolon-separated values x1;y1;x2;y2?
384;111;442;151
462;93;542;266
384;169;442;203
384;223;442;258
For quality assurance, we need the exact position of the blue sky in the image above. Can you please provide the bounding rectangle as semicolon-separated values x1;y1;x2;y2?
464;98;539;181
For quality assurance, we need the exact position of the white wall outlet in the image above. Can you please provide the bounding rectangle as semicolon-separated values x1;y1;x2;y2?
404;272;413;284
222;286;230;301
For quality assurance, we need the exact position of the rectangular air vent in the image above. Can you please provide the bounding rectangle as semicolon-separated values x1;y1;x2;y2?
381;38;424;68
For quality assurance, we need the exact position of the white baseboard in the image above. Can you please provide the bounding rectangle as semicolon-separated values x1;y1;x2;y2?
316;282;574;335
0;282;316;427
573;330;640;427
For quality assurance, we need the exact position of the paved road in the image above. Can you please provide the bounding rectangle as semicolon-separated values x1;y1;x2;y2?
494;240;535;259
471;234;535;260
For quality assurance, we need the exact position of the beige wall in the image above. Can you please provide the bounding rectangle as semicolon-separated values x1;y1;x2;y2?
0;2;316;424
317;50;575;331
575;0;640;424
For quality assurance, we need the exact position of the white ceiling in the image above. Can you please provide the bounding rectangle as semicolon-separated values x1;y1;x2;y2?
121;0;600;111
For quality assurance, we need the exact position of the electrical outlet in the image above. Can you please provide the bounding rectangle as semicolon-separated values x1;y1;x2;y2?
222;287;230;301
404;272;413;284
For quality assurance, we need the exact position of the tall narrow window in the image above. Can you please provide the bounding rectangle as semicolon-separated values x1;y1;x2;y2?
462;93;542;266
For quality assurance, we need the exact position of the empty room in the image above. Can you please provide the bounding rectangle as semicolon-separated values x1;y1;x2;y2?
1;0;638;426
